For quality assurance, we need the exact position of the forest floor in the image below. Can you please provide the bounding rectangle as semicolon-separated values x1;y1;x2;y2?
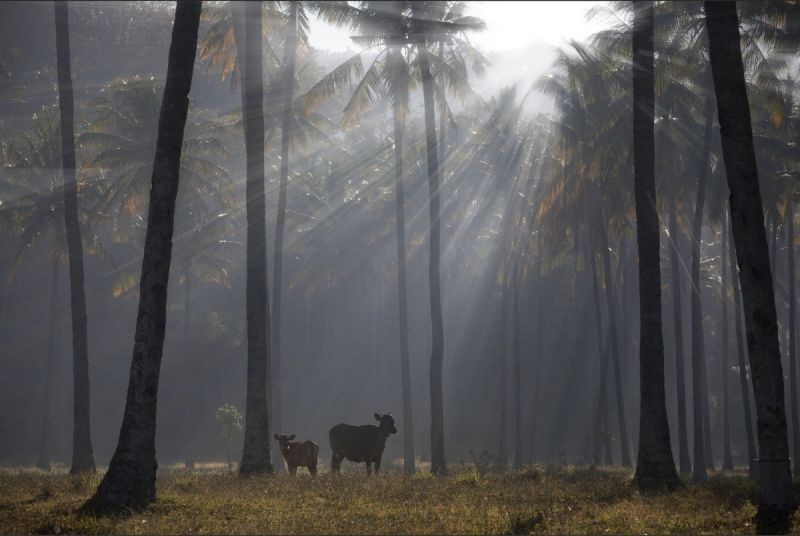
0;463;792;534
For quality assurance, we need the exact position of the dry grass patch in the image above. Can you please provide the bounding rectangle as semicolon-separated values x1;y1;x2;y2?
0;465;791;534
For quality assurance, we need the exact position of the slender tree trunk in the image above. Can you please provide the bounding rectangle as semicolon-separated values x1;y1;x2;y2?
418;41;446;475
599;218;631;467
512;259;523;467
632;1;679;489
669;196;692;473
787;198;799;477
690;96;714;481
236;0;274;475
37;260;59;472
271;1;298;470
590;244;612;466
183;269;195;470
705;3;795;530
496;290;508;468
729;211;759;478
530;260;544;464
390;45;415;476
54;0;95;475
82;0;202;512
722;214;734;471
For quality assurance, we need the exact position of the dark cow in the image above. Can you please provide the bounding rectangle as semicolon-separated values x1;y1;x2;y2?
329;413;397;475
274;434;319;476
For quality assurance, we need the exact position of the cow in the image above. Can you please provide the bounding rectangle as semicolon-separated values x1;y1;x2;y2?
274;434;319;476
329;413;397;475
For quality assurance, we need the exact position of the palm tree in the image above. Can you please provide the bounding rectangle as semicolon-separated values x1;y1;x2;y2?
720;210;734;471
631;0;679;490
0;106;112;472
54;0;96;475
232;0;274;475
705;1;794;531
727;208;758;478
82;0;202;512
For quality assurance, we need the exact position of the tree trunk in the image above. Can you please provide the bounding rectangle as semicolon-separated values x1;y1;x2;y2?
497;289;508;468
705;2;795;530
590;243;612;466
722;212;734;471
389;45;415;476
599;218;631;467
668;196;692;473
417;41;446;475
37;260;59;472
81;0;201;512
512;259;523;467
236;0;274;476
183;268;195;470
632;0;679;490
54;0;95;475
271;1;298;470
690;96;714;481
787;198;799;477
729;210;759;478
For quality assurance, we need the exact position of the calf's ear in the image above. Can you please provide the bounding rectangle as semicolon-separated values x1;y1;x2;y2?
375;413;381;421
289;434;296;440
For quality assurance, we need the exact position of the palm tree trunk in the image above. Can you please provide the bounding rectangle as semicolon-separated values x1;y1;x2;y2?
183;268;195;470
786;198;799;477
37;260;59;472
590;243;612;466
236;0;274;476
705;2;795;530
81;0;202;513
722;213;734;471
632;0;679;489
418;41;446;475
729;210;758;478
512;259;523;467
390;48;415;475
496;289;508;468
54;0;95;475
668;195;691;474
599;218;631;467
690;96;714;481
271;1;298;469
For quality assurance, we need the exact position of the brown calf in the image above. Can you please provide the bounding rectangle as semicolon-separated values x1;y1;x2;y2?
274;434;319;476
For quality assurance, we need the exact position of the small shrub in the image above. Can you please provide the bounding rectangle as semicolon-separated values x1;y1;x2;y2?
69;472;97;494
412;470;435;481
467;449;496;477
36;480;55;500
174;475;201;493
509;511;545;534
454;467;481;487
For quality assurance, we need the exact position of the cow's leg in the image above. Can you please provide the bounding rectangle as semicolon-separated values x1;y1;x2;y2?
374;457;381;475
331;453;343;475
309;462;317;477
289;464;297;476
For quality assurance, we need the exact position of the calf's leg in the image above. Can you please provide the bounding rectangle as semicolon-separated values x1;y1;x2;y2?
331;453;343;475
374;457;381;474
289;465;297;476
366;461;372;476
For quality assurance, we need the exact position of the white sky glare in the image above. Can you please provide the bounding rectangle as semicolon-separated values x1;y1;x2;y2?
308;1;608;53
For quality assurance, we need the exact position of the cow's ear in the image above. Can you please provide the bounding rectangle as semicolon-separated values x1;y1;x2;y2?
274;434;280;440
288;434;296;440
375;413;381;421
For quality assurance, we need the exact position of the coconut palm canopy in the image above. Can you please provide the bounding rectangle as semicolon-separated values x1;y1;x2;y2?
2;1;800;532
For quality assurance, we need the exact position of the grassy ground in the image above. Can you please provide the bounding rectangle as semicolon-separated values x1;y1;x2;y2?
0;463;793;534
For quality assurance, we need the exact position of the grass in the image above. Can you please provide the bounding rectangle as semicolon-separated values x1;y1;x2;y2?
0;463;792;534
